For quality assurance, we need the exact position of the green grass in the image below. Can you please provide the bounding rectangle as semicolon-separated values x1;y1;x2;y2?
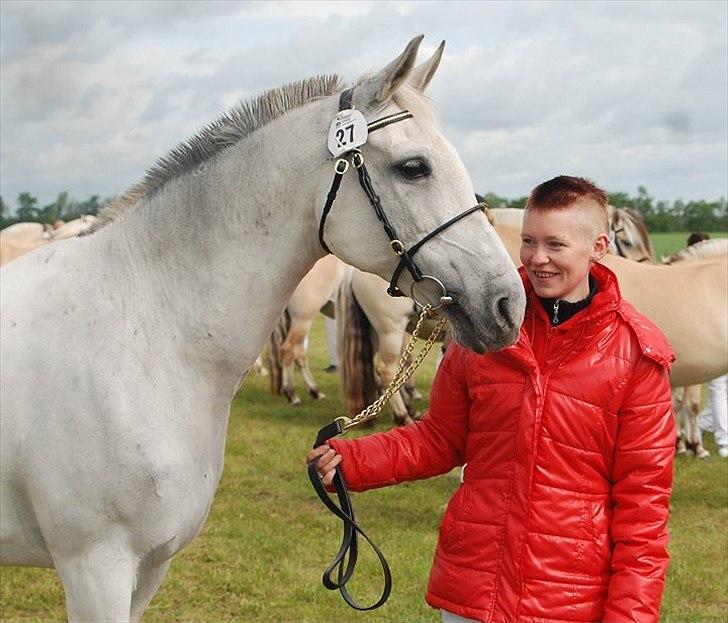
1;232;727;622
651;231;727;259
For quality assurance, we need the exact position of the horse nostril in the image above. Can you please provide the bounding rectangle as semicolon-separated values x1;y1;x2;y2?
497;296;513;327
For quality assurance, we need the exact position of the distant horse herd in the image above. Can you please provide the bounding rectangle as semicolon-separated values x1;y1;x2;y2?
0;36;725;622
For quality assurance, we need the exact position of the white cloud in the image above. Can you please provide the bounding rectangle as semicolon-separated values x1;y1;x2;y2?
0;0;725;208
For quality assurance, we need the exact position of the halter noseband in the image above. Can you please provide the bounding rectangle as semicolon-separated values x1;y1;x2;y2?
318;88;486;308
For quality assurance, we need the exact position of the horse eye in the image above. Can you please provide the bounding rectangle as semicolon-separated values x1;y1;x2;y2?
396;158;431;180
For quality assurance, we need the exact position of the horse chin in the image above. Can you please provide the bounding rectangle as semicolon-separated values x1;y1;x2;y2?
446;303;521;354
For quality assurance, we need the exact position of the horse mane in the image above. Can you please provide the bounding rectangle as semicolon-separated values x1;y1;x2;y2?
88;74;343;233
663;238;728;264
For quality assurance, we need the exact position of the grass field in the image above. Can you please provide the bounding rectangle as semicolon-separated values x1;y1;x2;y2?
1;231;726;622
651;231;727;259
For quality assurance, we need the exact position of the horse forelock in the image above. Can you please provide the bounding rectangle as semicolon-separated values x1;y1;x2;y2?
87;74;344;234
391;83;440;130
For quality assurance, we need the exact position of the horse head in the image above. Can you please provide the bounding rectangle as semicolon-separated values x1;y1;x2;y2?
317;36;525;353
608;206;654;263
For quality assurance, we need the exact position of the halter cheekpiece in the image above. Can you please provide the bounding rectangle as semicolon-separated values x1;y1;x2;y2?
318;87;486;308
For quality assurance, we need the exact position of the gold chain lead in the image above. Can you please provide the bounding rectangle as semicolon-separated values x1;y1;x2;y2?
341;305;447;431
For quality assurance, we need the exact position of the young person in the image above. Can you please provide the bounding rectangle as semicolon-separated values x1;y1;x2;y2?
308;176;676;622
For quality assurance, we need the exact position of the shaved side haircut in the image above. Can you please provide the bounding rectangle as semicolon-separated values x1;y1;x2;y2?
525;176;610;240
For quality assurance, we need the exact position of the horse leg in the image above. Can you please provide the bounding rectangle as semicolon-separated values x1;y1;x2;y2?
55;544;135;622
280;321;305;406
129;558;173;623
401;344;423;402
672;388;687;454
376;334;415;426
685;384;709;459
292;321;324;400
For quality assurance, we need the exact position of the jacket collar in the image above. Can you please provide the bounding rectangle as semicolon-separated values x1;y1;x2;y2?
519;262;621;329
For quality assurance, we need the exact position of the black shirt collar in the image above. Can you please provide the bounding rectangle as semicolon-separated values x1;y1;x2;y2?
539;275;598;326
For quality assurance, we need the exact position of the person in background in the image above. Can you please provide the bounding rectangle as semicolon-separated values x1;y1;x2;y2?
309;176;676;622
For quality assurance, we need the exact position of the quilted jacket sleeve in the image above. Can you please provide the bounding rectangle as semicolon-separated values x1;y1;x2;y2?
328;343;471;492
603;356;676;623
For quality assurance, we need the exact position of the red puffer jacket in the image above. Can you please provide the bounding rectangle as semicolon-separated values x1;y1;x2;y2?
329;263;676;622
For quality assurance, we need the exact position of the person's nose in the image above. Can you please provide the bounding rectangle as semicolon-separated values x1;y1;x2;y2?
531;245;550;266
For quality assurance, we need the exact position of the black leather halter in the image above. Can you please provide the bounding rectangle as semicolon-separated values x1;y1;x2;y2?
318;88;486;304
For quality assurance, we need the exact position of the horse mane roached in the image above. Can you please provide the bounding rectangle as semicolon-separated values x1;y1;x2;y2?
89;74;343;233
335;273;378;421
664;237;728;264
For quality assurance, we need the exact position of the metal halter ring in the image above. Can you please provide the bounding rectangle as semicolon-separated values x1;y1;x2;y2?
409;275;453;310
389;239;405;256
335;158;349;175
351;151;364;169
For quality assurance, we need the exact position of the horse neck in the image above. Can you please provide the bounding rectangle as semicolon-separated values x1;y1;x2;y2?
95;104;329;396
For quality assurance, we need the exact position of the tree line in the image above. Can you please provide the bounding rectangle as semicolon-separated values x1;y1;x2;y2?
0;192;110;229
481;186;727;233
2;187;726;233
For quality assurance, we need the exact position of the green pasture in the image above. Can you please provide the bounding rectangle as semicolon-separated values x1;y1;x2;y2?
1;232;727;622
651;231;727;259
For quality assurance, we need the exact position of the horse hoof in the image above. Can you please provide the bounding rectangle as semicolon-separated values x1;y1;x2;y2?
290;397;302;406
315;392;326;400
696;448;711;460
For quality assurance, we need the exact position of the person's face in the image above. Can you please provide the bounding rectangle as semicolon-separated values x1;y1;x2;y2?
520;204;609;301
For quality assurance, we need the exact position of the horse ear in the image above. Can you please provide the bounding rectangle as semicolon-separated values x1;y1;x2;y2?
408;40;445;91
354;35;424;109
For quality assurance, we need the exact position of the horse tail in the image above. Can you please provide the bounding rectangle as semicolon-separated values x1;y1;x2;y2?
267;308;291;395
336;272;378;418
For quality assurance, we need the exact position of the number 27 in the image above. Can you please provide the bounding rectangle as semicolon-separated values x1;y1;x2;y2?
336;124;355;145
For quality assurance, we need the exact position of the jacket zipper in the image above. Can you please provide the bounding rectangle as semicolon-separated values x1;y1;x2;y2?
552;299;560;324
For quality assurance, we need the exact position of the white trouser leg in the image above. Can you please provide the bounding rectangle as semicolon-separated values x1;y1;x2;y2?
441;610;479;623
707;375;728;450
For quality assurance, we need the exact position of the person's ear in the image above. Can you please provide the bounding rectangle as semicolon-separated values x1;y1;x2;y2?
590;233;610;262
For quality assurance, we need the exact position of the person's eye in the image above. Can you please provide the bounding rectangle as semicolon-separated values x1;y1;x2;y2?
549;242;566;248
395;158;431;180
521;238;534;245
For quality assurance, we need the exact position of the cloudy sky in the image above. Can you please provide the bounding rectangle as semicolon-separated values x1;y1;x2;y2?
1;0;726;209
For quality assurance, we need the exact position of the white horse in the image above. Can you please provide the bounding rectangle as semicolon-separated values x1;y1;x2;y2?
0;215;98;266
0;36;525;622
267;254;346;404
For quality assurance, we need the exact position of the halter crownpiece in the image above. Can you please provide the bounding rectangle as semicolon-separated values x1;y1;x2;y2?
318;87;486;309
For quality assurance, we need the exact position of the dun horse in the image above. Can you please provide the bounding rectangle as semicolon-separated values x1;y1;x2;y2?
267;254;346;404
0;215;98;266
0;37;525;621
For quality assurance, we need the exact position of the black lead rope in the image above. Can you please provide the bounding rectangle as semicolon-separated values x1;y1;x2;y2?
307;420;392;610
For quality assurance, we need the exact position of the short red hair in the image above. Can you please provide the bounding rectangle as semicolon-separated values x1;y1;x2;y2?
526;176;609;237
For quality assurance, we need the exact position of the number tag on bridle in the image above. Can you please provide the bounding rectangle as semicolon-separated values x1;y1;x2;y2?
327;109;368;157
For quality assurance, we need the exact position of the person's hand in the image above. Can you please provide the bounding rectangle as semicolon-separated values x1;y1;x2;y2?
306;444;342;487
